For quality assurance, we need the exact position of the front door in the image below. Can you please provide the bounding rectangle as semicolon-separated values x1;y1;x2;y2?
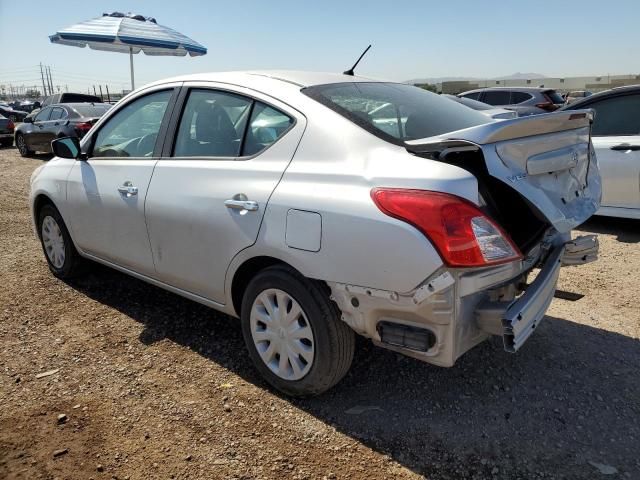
29;107;53;150
145;85;305;304
65;88;177;275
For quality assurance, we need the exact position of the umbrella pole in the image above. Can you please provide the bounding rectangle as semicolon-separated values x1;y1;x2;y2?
129;47;135;91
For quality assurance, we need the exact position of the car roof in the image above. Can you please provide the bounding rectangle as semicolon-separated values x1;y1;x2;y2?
149;70;384;89
561;84;640;110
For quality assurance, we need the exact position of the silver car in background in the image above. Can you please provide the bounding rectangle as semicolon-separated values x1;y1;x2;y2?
459;87;566;116
442;94;517;119
30;71;601;396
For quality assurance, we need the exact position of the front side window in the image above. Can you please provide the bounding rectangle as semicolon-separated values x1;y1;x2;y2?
174;89;251;157
35;107;52;122
92;90;172;158
587;94;640;136
303;83;489;144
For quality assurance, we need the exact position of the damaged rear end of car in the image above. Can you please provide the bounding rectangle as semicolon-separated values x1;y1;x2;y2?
332;110;601;366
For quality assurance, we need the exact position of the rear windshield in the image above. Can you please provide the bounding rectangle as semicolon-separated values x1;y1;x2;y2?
302;82;490;144
72;104;111;117
544;90;565;104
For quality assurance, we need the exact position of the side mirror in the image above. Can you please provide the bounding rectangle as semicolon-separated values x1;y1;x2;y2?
23;116;33;124
52;137;81;159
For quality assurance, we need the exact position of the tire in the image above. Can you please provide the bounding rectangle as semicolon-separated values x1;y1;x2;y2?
240;265;355;397
37;203;84;279
16;133;34;157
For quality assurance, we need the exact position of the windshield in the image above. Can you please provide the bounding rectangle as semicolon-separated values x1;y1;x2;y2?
303;82;490;144
73;104;111;117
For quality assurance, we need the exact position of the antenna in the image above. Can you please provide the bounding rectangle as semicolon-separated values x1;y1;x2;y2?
343;45;372;76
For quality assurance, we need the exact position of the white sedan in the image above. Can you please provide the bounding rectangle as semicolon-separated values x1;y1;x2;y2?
30;71;601;396
561;85;640;219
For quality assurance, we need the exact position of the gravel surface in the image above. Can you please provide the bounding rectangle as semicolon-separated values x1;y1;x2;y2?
1;146;638;479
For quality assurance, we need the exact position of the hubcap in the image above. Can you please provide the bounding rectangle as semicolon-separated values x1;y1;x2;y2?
41;216;65;269
250;288;315;381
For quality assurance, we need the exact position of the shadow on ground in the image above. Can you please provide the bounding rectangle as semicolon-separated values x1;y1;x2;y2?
578;215;639;243
64;220;640;479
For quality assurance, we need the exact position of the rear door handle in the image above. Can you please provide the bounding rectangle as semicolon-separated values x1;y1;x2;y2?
224;199;259;211
117;181;138;197
610;144;640;151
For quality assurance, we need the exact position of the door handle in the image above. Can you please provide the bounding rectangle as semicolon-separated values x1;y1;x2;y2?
224;199;259;211
117;181;138;197
610;144;640;151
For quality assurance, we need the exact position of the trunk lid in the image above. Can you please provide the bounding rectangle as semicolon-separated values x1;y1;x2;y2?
405;110;601;234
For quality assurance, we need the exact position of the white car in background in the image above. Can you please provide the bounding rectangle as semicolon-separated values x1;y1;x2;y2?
561;85;640;219
30;71;601;396
443;94;517;119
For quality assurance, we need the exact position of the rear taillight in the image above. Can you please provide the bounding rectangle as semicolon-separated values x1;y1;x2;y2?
7;119;15;131
74;122;93;137
371;188;522;267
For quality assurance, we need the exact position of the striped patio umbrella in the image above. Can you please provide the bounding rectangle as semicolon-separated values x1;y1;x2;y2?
49;12;207;90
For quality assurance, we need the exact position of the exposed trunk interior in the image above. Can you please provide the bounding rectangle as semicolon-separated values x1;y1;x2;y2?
418;149;550;254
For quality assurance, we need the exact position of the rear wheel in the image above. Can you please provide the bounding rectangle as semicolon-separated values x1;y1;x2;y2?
38;204;84;279
16;133;34;157
241;265;354;396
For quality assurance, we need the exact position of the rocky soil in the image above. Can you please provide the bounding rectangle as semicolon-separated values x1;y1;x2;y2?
1;146;638;479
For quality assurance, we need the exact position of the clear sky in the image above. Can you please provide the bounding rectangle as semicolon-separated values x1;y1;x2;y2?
1;0;639;94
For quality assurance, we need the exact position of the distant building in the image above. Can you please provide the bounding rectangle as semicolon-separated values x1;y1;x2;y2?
437;74;640;95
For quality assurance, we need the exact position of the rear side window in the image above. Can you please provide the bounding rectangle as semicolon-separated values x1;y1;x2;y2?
511;92;532;104
173;89;252;157
482;90;511;105
243;102;294;156
587;94;640;136
303;82;489;144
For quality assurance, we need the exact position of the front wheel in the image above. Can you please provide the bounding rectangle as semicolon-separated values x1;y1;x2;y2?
16;133;34;157
38;204;84;279
241;265;355;397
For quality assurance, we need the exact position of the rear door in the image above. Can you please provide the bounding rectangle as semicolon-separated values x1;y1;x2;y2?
42;107;67;148
144;83;306;304
579;93;640;211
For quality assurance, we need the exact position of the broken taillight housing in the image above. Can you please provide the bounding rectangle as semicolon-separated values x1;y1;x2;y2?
371;188;522;267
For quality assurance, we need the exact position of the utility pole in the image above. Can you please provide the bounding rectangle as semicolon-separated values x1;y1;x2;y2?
40;63;48;96
93;85;97;96
99;85;104;101
105;85;111;103
46;66;54;95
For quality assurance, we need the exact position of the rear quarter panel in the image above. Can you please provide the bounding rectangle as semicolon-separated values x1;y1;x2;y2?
227;109;480;297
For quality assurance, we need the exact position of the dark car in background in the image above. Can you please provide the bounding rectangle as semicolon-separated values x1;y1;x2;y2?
40;93;102;109
0;105;28;123
0;114;16;147
458;87;565;116
15;102;111;156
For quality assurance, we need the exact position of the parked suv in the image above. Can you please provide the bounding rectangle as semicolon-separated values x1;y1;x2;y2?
459;87;565;116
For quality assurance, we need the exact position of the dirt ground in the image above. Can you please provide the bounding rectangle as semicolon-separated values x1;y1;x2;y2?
0;146;638;480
